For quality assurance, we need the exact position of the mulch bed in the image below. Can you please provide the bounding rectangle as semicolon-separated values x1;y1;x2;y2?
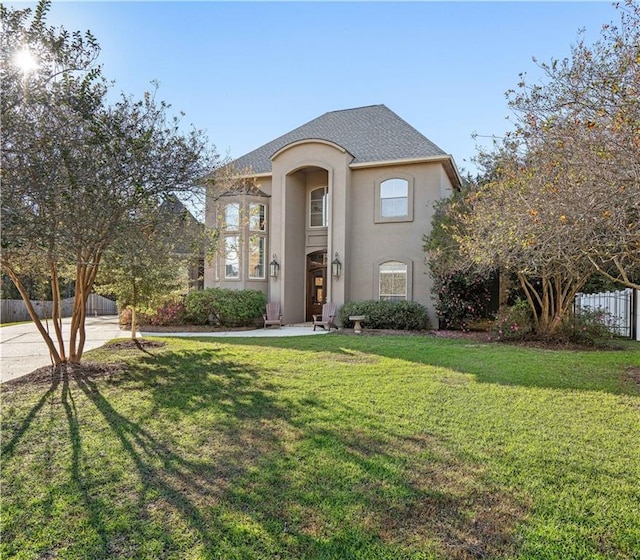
2;362;127;389
130;324;259;333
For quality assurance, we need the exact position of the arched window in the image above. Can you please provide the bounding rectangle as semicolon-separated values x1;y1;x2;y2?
379;261;407;301
380;178;408;218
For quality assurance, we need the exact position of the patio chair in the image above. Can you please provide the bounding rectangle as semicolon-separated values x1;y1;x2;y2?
313;302;337;332
263;302;283;329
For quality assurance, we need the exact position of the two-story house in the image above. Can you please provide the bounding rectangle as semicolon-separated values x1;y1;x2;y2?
204;104;461;326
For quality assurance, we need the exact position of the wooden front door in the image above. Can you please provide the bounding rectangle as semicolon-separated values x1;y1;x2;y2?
306;250;327;321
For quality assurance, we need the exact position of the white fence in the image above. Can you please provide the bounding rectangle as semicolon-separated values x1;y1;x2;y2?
0;294;117;324
574;289;639;340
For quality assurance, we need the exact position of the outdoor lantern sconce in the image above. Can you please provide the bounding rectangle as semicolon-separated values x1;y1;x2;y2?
269;254;280;279
331;252;342;278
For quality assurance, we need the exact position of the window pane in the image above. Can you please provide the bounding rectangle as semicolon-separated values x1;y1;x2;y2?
379;261;407;300
249;203;266;231
224;203;240;230
380;179;408;217
310;187;327;227
225;236;240;278
249;236;265;279
381;197;408;217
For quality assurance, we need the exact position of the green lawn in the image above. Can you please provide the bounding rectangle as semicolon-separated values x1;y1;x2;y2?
2;335;639;559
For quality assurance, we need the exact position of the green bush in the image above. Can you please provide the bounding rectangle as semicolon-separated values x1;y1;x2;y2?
149;300;187;326
184;288;266;327
556;306;617;346
492;299;534;341
338;300;430;331
433;270;494;331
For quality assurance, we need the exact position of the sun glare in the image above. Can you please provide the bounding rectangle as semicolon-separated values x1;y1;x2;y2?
13;48;38;75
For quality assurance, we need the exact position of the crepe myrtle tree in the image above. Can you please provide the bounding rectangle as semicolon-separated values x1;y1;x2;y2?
504;0;640;289
457;1;640;335
458;146;594;336
1;1;217;364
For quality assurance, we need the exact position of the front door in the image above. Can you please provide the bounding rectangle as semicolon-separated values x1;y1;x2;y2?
306;250;327;321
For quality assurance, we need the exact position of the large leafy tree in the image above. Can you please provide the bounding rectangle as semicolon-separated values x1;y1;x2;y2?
457;1;639;335
506;0;640;289
1;1;215;363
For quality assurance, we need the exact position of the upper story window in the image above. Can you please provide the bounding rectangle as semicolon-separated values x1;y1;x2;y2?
249;203;266;232
309;186;328;228
375;175;414;223
224;202;240;231
379;261;407;301
380;178;408;218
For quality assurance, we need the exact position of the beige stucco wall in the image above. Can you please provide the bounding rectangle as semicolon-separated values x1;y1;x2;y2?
203;145;456;327
347;162;453;324
270;141;353;324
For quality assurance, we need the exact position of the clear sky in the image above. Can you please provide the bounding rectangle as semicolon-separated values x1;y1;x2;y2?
10;1;619;174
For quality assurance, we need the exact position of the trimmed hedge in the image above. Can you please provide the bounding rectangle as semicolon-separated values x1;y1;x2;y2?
338;300;430;331
184;288;266;327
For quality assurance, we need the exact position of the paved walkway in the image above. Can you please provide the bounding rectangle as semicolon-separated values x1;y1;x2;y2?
0;317;326;383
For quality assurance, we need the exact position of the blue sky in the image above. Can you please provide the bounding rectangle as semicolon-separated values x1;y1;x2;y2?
12;1;618;174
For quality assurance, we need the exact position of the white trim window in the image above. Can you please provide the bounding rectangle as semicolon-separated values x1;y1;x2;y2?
380;178;408;218
249;203;266;232
224;235;240;279
248;236;266;279
224;202;240;231
379;261;407;301
309;186;328;228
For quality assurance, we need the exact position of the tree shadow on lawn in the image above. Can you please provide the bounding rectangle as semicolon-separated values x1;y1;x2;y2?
2;347;529;559
213;335;640;396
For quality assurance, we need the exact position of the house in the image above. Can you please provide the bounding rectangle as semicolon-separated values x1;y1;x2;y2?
204;104;462;326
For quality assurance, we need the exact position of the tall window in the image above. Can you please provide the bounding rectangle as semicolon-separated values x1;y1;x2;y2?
380;179;408;218
224;236;240;279
248;236;265;279
224;202;240;230
379;261;407;301
249;203;266;232
309;187;328;227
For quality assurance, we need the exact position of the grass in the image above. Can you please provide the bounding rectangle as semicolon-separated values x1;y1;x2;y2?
1;334;639;559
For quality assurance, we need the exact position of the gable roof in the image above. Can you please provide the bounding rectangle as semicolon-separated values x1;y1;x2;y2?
232;105;450;175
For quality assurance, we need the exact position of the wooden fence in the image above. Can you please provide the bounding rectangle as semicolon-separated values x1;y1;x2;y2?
0;294;117;324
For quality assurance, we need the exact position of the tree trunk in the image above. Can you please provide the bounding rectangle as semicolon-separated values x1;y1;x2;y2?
130;279;138;340
49;260;67;362
2;264;63;365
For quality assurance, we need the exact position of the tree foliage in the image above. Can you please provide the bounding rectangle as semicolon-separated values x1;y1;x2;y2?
424;175;495;330
456;1;640;335
94;197;201;339
1;1;216;363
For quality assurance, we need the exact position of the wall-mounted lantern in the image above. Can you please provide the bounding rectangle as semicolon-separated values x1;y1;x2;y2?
269;254;280;279
331;252;342;278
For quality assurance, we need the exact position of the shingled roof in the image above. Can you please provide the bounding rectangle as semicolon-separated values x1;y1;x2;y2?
232;105;449;175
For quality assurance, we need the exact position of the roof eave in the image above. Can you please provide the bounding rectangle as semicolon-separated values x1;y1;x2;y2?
350;155;462;189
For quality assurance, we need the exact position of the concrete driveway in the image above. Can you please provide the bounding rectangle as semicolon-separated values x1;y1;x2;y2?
0;317;329;383
0;316;124;384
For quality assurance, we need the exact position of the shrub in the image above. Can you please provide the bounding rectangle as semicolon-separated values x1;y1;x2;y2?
119;307;151;327
433;270;493;331
492;299;534;341
556;306;617;346
338;300;430;331
149;300;187;326
184;288;266;327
